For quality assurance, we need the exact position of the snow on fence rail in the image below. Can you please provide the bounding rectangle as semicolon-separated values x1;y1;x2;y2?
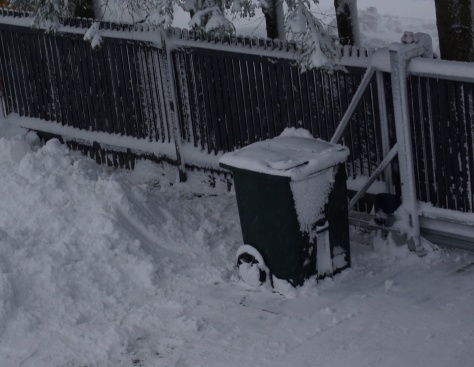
0;9;165;44
1;12;474;216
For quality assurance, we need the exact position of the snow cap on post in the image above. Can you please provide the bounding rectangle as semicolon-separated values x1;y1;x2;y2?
415;32;433;59
401;31;417;44
396;31;433;59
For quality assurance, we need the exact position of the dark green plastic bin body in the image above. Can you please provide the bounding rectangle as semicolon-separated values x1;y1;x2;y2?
222;162;350;286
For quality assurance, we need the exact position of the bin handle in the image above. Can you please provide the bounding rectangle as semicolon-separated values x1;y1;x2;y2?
281;161;309;171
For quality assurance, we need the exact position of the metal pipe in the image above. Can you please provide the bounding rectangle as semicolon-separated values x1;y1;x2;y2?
389;43;425;251
348;143;398;211
331;66;375;144
376;70;393;193
164;32;187;182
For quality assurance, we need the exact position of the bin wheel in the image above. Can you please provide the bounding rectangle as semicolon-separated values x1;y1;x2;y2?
236;245;268;287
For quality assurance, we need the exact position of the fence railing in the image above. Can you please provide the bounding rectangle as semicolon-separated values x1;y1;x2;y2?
1;12;474;220
0;20;171;141
407;74;474;212
169;28;381;181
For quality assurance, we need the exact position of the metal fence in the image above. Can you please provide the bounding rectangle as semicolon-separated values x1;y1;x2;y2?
407;75;474;212
1;11;474;216
170;29;383;181
0;20;170;142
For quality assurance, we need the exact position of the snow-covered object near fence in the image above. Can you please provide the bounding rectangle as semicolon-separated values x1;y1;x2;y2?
84;21;103;49
401;31;417;44
219;128;349;239
236;244;270;286
219;127;349;181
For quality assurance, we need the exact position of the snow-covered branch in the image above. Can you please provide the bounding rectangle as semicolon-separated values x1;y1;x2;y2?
9;0;74;30
286;1;338;70
10;0;341;69
84;21;102;48
189;6;235;36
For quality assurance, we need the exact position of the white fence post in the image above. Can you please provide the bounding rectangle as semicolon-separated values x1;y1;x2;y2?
376;71;394;194
388;35;432;251
162;31;187;182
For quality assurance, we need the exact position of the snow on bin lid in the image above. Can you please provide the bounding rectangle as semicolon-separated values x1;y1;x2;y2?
219;128;349;180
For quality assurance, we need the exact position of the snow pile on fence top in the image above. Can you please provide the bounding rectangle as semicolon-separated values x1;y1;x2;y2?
219;128;349;180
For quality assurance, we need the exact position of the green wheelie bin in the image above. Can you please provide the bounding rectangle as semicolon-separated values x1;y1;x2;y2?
219;129;351;287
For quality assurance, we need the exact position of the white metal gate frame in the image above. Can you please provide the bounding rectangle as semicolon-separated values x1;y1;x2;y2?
333;33;474;251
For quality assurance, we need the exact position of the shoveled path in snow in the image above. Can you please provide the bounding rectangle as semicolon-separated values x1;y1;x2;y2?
157;244;474;367
0;124;473;367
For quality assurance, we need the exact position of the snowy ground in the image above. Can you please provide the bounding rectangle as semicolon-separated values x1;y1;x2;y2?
1;121;474;367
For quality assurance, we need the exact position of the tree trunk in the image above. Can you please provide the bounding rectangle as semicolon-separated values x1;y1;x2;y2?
434;0;474;61
74;0;96;18
263;0;285;40
334;0;360;46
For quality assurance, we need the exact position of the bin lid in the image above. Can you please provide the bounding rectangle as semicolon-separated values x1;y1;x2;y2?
219;128;349;180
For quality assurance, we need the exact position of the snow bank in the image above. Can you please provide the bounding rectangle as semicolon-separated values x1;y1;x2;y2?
0;121;239;366
0;130;157;365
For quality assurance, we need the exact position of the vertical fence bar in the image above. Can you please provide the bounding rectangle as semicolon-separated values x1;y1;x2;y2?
274;61;287;133
456;83;470;211
174;51;192;143
210;54;226;151
153;48;171;143
261;60;276;139
417;77;436;206
217;54;234;150
129;45;145;139
224;56;242;147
